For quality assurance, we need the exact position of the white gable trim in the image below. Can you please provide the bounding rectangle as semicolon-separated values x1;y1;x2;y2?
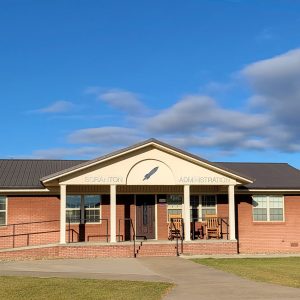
42;140;253;184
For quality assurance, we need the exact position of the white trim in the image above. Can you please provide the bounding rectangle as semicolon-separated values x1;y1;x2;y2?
42;141;252;184
183;185;191;242
228;185;236;241
252;195;285;222
60;184;66;244
110;185;117;243
0;196;7;226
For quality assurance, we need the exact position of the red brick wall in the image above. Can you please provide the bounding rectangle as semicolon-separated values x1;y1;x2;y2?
3;193;300;254
217;195;229;239
0;241;238;260
0;196;60;249
157;202;168;239
237;195;300;253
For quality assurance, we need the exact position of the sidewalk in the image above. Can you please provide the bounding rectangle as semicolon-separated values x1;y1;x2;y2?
0;257;299;299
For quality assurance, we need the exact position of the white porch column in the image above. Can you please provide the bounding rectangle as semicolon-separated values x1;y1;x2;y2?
183;185;191;241
60;184;66;244
110;184;117;243
228;184;236;240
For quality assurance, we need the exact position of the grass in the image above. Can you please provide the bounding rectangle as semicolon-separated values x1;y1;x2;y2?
192;257;300;288
0;276;173;300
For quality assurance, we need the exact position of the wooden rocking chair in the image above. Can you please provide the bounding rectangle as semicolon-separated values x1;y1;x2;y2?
205;214;220;239
168;214;183;240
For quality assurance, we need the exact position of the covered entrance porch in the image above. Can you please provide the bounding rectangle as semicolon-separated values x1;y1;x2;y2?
60;184;235;245
40;139;252;255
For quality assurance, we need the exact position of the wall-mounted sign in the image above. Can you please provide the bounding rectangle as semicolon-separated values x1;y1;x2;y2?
158;198;166;203
84;176;123;183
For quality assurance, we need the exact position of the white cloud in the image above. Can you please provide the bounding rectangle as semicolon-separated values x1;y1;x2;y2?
30;48;300;158
32;146;101;159
242;48;300;151
87;87;147;114
146;95;267;135
31;100;75;114
68;126;142;146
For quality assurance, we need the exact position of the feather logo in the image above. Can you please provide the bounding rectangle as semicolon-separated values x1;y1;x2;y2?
143;167;159;181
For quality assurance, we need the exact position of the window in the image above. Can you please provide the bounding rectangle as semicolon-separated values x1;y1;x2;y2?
166;194;217;222
252;195;284;222
190;195;217;221
66;195;101;223
166;195;182;221
0;196;6;226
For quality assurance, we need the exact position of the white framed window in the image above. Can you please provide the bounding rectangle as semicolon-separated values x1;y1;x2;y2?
0;196;7;226
66;195;101;223
190;195;217;221
166;195;183;222
252;195;284;222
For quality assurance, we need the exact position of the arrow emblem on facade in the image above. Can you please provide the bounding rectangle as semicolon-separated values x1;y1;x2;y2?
143;166;159;181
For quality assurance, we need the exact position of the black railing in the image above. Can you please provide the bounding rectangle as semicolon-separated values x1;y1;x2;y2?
117;218;136;257
67;217;109;243
0;219;60;249
220;217;229;240
170;217;184;256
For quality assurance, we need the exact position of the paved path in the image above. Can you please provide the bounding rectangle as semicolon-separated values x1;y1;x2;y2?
0;257;299;299
140;257;300;300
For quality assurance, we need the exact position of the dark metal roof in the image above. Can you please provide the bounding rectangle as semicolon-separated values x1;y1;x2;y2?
217;162;300;189
1;143;300;190
0;159;85;189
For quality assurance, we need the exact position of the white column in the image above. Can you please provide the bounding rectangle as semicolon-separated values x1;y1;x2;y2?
183;185;191;241
228;184;236;240
110;184;117;243
60;184;66;244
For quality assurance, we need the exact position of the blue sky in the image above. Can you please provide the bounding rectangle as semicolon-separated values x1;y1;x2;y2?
1;0;300;166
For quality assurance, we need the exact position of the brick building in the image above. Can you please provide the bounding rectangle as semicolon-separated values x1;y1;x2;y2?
1;139;300;258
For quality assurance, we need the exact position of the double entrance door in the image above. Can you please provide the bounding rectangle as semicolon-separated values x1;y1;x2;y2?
136;195;155;240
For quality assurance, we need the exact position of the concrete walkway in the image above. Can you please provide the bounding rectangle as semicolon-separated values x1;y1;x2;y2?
0;257;299;299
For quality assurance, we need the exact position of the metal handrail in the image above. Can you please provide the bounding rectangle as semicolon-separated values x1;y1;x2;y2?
118;218;136;257
220;217;229;240
0;219;60;248
67;217;109;243
170;217;183;256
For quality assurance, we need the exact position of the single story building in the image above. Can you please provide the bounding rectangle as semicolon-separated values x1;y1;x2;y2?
0;138;300;259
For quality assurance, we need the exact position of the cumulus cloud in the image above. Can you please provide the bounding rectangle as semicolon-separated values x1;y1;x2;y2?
31;48;300;158
242;48;300;151
147;95;267;134
32;146;101;159
68;126;142;146
31;100;75;114
87;87;147;114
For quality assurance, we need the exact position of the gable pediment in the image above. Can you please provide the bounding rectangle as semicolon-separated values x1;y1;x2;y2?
59;146;239;186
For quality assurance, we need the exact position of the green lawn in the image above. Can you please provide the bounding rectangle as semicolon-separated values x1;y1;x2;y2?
0;276;173;300
192;257;300;288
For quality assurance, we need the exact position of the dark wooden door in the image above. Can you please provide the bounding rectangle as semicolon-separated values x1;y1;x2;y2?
136;195;155;240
